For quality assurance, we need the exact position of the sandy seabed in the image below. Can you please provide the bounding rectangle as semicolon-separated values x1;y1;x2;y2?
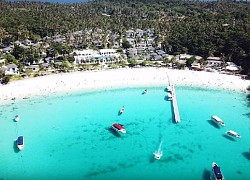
0;67;249;103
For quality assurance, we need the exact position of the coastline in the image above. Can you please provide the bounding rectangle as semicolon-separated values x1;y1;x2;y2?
0;68;249;103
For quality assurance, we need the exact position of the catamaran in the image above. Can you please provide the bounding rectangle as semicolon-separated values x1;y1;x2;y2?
153;138;163;160
211;115;225;126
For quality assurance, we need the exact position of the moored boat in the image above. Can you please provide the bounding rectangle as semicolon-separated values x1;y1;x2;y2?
16;136;24;150
167;93;173;100
111;123;126;134
119;106;125;115
226;130;241;138
167;85;173;92
142;89;148;94
211;115;225;126
153;138;163;160
211;162;224;180
15;115;20;122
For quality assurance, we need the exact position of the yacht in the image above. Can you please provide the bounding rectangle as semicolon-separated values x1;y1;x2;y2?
211;116;225;126
16;136;24;150
211;162;224;180
226;130;241;138
153;138;163;160
111;123;126;134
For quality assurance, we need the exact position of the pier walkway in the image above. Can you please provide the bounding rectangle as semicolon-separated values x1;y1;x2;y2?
170;85;181;123
166;71;181;123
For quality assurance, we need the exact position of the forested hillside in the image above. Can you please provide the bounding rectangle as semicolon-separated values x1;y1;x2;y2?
0;0;249;73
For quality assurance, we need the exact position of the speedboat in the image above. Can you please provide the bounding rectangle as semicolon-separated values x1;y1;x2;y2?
167;93;173;100
153;138;163;160
111;123;126;134
211;162;224;180
167;86;173;92
142;89;148;94
211;116;225;126
16;136;24;150
226;130;241;138
153;151;163;160
15;115;20;122
119;107;125;115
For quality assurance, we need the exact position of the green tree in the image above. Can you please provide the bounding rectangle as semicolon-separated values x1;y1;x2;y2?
186;56;196;68
3;54;17;64
122;39;132;49
2;75;11;84
127;58;138;67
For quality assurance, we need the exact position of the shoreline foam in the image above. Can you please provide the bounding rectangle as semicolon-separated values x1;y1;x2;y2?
0;68;249;103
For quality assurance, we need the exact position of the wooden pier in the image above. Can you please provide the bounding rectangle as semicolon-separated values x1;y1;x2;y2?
170;85;181;123
166;71;180;123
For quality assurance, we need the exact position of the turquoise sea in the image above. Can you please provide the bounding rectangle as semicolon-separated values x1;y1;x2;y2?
0;86;250;180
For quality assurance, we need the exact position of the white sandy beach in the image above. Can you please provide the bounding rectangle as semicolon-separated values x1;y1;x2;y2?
0;68;249;103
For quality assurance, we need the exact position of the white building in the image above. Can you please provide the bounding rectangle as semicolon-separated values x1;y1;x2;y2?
4;64;19;75
73;49;120;64
206;57;223;67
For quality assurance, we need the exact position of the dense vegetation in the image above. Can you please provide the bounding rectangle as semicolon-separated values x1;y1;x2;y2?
0;0;249;74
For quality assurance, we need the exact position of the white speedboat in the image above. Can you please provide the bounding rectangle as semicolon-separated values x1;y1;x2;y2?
167;93;173;100
153;138;163;160
16;136;24;150
119;106;125;115
226;130;241;138
211;162;224;180
167;86;173;92
111;123;126;134
15;115;20;122
142;89;148;94
211;116;225;126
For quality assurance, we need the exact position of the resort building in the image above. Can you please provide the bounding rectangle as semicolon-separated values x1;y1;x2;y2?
225;62;240;72
27;64;40;72
2;64;19;75
73;49;120;65
206;57;223;67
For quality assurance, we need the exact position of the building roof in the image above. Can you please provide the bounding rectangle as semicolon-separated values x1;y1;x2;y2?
7;64;18;69
99;49;117;53
207;57;221;61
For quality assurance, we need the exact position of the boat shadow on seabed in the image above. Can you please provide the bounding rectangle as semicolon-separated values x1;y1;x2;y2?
207;120;220;129
242;151;250;160
202;169;211;180
222;134;236;142
106;127;121;137
13;140;20;153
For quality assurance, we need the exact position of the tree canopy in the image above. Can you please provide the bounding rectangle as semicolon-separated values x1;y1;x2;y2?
0;0;249;73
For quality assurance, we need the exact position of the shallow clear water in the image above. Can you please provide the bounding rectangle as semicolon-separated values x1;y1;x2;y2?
0;86;250;180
